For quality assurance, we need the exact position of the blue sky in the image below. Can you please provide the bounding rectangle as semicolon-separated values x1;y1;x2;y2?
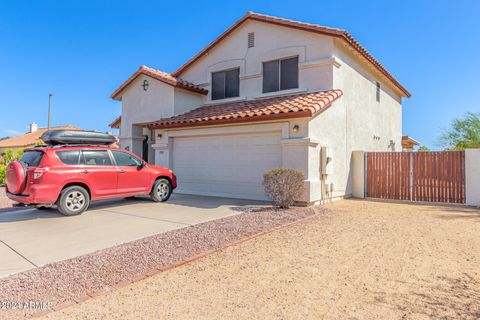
0;0;479;149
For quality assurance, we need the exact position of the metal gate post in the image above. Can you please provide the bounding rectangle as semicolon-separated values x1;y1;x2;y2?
409;152;413;201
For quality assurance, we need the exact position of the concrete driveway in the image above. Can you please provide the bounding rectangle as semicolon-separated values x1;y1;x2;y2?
0;194;268;278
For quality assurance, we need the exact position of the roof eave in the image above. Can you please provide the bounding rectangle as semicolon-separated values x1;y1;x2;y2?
111;67;208;100
145;110;313;130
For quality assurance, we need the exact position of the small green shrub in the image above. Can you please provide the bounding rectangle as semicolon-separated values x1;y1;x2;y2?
0;165;5;185
0;149;23;185
263;168;305;209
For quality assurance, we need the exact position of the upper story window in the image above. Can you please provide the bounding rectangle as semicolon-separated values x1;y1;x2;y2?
211;68;240;100
375;81;381;102
262;56;299;93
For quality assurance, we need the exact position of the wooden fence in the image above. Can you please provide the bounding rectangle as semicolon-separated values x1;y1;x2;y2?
366;151;465;204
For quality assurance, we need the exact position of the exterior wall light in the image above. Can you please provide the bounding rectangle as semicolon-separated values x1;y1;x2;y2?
292;125;300;133
157;133;163;139
142;80;149;91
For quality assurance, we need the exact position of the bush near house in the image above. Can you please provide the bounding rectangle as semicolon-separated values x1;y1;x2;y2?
263;168;305;209
0;149;23;185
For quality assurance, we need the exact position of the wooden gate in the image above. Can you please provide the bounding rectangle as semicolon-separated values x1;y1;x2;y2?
365;151;465;203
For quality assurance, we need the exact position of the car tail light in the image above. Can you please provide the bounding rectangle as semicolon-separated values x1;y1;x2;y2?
33;167;49;180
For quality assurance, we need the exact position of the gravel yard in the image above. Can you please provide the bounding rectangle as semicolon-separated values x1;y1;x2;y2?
44;199;480;320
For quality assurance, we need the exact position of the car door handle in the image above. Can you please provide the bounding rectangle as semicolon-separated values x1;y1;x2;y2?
119;169;126;173
81;169;89;174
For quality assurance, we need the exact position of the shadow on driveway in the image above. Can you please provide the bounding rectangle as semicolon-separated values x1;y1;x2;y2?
0;193;271;223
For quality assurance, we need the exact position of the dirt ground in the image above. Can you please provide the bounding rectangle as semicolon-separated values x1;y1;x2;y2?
44;199;480;320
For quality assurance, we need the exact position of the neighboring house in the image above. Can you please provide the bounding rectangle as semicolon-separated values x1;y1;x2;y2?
0;123;82;156
110;12;410;203
402;135;420;152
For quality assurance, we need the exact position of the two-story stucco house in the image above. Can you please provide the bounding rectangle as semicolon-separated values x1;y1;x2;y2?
110;12;410;204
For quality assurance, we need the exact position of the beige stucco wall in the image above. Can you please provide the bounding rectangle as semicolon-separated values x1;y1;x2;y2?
178;20;335;102
120;75;204;157
465;148;480;206
312;40;404;198
120;74;175;155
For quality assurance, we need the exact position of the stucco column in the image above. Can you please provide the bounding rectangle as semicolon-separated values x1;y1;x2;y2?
281;138;321;204
465;148;480;206
352;151;365;198
151;131;171;168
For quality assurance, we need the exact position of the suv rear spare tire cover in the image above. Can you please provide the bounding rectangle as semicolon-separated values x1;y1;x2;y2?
6;161;27;194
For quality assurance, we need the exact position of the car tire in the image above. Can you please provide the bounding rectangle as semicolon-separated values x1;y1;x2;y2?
150;178;172;202
57;186;90;216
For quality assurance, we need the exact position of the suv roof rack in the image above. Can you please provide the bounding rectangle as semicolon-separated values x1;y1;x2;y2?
50;144;116;148
31;144;115;149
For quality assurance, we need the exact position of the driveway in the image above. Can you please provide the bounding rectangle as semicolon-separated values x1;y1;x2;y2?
0;194;268;278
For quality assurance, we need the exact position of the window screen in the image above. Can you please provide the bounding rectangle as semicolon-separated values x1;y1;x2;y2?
280;57;299;90
263;56;298;93
56;150;80;165
262;60;280;93
211;68;240;100
81;150;112;166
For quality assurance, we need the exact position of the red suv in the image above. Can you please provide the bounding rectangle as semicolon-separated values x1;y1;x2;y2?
5;145;176;216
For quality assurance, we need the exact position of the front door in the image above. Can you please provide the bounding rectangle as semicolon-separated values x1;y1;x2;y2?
142;135;149;162
111;150;150;194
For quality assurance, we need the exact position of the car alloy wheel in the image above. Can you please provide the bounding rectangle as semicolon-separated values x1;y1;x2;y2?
64;190;86;212
156;181;170;200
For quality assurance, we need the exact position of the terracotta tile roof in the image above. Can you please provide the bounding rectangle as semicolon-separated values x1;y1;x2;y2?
111;65;208;100
109;116;121;129
144;90;342;129
172;12;410;98
0;125;83;148
402;135;420;146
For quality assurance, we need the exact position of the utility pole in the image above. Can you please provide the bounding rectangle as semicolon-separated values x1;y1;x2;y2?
48;93;53;130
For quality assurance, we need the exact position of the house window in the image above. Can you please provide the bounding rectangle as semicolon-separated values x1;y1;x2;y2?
211;68;240;100
262;56;299;93
376;81;381;102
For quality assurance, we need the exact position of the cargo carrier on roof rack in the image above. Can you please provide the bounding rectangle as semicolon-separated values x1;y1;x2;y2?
40;130;116;146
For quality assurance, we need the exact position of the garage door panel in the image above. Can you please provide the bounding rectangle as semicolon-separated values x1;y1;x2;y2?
172;133;281;201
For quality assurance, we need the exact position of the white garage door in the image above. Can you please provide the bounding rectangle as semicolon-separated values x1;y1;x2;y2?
172;132;282;200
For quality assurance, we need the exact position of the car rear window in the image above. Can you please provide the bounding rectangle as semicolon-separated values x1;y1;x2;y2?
56;150;81;165
20;151;44;167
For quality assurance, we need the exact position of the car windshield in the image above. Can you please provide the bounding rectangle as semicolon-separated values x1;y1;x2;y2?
20;150;44;167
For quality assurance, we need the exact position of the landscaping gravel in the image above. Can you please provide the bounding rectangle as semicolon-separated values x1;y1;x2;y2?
0;205;318;319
